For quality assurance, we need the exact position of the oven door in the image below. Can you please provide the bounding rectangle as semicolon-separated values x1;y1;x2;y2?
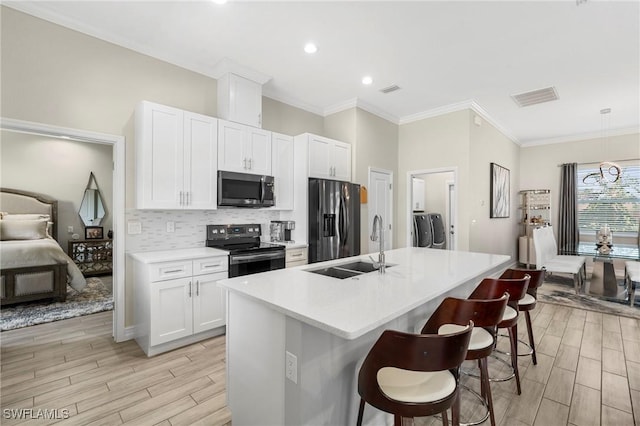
228;250;286;277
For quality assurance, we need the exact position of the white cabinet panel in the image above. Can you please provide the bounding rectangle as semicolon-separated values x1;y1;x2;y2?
272;132;294;210
332;141;352;181
218;119;272;175
217;73;262;128
412;177;425;211
193;272;227;333
184;112;218;209
132;251;228;356
307;134;351;181
150;277;193;346
136;101;217;209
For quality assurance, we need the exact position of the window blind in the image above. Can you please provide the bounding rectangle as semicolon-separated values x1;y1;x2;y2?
577;160;640;234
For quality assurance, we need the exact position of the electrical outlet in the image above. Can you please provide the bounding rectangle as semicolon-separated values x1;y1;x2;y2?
166;221;175;233
285;351;297;384
127;221;142;235
67;226;74;233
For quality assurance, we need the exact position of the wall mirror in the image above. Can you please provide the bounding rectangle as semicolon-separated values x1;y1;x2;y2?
79;172;107;226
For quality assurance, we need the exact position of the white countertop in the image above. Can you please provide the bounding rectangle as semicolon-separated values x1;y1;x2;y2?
128;247;229;263
271;241;308;249
218;247;510;340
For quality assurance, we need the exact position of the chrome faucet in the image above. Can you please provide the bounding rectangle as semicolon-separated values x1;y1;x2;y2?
369;214;386;274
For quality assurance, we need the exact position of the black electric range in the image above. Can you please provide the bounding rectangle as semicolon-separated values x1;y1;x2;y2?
206;224;285;277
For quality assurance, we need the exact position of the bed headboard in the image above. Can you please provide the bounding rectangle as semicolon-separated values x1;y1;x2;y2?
0;188;58;240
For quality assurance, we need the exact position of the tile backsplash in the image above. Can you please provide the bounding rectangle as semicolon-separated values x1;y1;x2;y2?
125;209;282;253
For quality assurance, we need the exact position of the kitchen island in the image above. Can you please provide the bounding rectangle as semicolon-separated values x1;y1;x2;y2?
218;247;511;425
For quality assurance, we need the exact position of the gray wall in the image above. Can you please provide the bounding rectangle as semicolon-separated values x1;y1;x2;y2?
1;131;114;253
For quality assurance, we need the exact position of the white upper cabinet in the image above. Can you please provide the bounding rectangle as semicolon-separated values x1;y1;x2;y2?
218;119;272;175
136;101;218;210
412;177;425;211
217;73;262;128
307;134;351;181
271;132;294;210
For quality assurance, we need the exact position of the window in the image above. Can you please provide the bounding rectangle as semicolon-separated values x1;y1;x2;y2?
577;160;640;235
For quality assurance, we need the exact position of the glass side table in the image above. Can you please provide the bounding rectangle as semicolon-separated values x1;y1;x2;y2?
576;243;640;304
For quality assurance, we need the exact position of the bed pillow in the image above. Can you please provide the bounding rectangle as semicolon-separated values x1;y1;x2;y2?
0;219;48;240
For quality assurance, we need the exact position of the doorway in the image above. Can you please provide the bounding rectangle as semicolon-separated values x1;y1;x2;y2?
368;168;393;253
1;118;126;342
406;167;458;250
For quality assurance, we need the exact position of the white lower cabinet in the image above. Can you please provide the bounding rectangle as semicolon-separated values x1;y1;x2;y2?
131;250;228;356
286;246;308;268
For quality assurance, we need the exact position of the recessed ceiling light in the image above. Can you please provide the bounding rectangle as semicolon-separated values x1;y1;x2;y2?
362;76;373;85
213;0;228;4
304;43;318;54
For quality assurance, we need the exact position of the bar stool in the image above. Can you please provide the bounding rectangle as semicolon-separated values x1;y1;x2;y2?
468;275;530;395
356;323;473;426
421;295;508;426
500;268;545;365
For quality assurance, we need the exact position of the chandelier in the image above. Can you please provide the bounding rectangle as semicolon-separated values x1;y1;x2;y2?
582;108;622;184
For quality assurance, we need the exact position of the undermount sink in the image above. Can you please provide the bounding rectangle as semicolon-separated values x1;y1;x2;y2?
306;260;395;279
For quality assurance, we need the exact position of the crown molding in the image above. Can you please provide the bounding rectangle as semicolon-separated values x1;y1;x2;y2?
468;101;520;144
323;98;399;124
261;90;325;117
210;58;271;84
398;99;475;125
520;126;640;147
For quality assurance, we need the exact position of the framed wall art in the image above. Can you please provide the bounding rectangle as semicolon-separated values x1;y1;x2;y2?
490;162;510;218
85;226;104;240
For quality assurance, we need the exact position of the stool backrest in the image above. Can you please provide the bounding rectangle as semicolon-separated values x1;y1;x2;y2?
421;295;508;333
358;323;473;411
500;268;544;296
469;276;530;307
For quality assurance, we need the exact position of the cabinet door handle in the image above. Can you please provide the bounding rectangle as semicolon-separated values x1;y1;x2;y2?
179;191;183;205
164;269;183;274
248;158;252;170
196;280;200;296
186;192;190;206
243;158;247;169
188;281;192;298
291;253;303;258
258;113;262;127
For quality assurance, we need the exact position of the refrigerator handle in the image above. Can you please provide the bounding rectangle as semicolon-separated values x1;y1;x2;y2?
340;192;348;244
336;195;342;244
412;216;418;247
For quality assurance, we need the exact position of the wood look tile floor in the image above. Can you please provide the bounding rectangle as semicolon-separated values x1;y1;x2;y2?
1;302;638;425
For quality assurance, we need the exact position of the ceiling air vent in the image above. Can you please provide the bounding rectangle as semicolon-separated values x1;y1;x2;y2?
511;86;558;107
380;84;401;94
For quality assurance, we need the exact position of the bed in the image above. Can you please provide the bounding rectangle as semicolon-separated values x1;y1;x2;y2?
1;188;86;306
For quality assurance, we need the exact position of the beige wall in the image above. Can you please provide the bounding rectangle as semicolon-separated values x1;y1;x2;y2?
398;110;471;251
520;132;640;244
324;108;399;250
262;97;324;136
1;131;114;253
468;114;521;259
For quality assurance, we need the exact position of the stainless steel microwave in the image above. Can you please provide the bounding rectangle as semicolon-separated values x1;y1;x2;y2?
217;171;275;208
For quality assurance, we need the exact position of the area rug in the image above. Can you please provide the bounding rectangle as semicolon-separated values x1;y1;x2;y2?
538;276;640;320
0;277;113;331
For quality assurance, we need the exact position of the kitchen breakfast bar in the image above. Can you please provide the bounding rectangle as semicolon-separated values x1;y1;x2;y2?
218;247;511;425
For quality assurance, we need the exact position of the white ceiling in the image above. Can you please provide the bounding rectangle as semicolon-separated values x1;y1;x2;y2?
6;1;640;145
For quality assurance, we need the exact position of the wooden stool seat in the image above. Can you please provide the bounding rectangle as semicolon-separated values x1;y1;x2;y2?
500;268;545;365
469;275;530;395
356;323;473;426
439;324;494;351
378;368;456;403
422;295;509;426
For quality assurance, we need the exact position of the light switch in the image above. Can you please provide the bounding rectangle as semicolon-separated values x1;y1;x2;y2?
166;221;175;233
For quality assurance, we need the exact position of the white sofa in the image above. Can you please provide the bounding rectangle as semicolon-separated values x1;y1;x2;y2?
532;225;586;294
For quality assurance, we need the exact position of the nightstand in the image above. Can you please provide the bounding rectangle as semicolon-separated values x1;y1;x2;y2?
68;239;113;276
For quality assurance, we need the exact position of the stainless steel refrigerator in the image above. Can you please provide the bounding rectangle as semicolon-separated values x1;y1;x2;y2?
308;178;361;263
